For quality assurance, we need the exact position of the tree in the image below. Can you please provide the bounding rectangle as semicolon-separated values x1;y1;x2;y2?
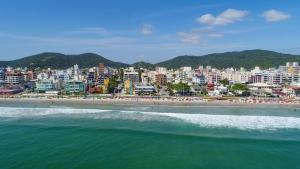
169;82;190;96
108;78;119;93
167;82;174;95
219;78;229;86
231;83;248;92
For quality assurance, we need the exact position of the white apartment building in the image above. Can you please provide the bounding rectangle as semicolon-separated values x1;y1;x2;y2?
155;67;167;74
5;72;24;84
123;71;139;83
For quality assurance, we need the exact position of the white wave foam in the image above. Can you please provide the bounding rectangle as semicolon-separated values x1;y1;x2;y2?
121;111;300;130
0;107;111;118
1;107;300;130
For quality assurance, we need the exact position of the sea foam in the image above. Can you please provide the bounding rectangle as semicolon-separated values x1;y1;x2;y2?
121;111;300;130
0;107;111;118
1;107;300;130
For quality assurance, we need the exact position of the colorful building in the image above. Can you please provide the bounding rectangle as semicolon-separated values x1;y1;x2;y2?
64;80;85;93
35;79;54;92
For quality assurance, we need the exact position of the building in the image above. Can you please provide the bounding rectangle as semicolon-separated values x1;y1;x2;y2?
155;67;167;74
27;71;37;81
97;74;105;85
5;71;24;84
192;74;206;85
87;68;96;84
265;70;283;84
35;79;55;92
207;73;221;84
73;64;80;81
279;62;300;74
134;84;155;95
99;63;105;75
190;85;202;95
155;74;167;86
0;68;6;84
64;80;85;93
123;71;139;83
124;79;134;95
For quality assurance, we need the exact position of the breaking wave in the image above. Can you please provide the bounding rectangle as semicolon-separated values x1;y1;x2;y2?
1;107;300;130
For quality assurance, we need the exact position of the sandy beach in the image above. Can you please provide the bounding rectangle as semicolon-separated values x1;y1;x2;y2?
1;96;300;107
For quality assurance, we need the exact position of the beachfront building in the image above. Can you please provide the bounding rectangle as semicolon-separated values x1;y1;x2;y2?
0;68;6;84
190;85;203;95
5;71;24;84
124;79;134;95
35;79;55;92
64;80;85;94
123;71;139;83
265;70;283;84
134;84;155;95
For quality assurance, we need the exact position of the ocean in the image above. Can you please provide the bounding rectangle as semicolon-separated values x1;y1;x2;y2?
1;102;300;169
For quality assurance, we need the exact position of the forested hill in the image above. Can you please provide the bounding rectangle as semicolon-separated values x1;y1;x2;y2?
155;50;300;69
0;52;129;69
1;50;300;69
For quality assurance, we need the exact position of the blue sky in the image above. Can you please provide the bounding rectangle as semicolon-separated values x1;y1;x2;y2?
0;0;299;63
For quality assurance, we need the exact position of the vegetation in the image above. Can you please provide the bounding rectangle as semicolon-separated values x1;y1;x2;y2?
231;83;248;92
219;78;230;86
2;50;300;70
0;52;129;69
108;77;119;93
156;49;300;69
167;82;190;95
132;61;155;70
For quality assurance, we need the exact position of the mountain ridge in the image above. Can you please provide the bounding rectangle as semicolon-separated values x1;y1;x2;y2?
1;49;300;69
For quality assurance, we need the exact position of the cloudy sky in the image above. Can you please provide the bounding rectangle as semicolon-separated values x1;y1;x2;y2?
0;0;299;63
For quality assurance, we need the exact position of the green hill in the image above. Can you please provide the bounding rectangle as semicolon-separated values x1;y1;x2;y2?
1;50;300;69
0;52;129;69
131;61;155;70
156;50;300;69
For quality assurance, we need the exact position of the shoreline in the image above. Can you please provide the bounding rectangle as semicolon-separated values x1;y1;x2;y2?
1;97;300;107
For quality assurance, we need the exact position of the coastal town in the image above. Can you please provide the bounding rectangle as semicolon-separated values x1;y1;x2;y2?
1;61;300;104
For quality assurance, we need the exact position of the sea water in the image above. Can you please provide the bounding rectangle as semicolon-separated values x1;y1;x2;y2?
0;102;300;169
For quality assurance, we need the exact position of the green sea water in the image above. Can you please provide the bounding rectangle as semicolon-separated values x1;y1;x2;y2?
1;102;300;169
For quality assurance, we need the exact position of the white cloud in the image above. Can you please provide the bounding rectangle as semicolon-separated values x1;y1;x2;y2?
178;32;201;44
141;24;154;35
208;33;223;38
262;9;291;22
0;32;135;46
64;27;108;35
177;26;226;44
197;9;249;26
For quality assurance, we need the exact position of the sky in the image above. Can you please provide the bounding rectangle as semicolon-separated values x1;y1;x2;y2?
0;0;299;63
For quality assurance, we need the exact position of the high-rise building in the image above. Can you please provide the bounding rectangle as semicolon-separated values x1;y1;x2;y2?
99;63;105;75
5;71;24;84
123;71;139;83
155;74;167;86
73;64;80;81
